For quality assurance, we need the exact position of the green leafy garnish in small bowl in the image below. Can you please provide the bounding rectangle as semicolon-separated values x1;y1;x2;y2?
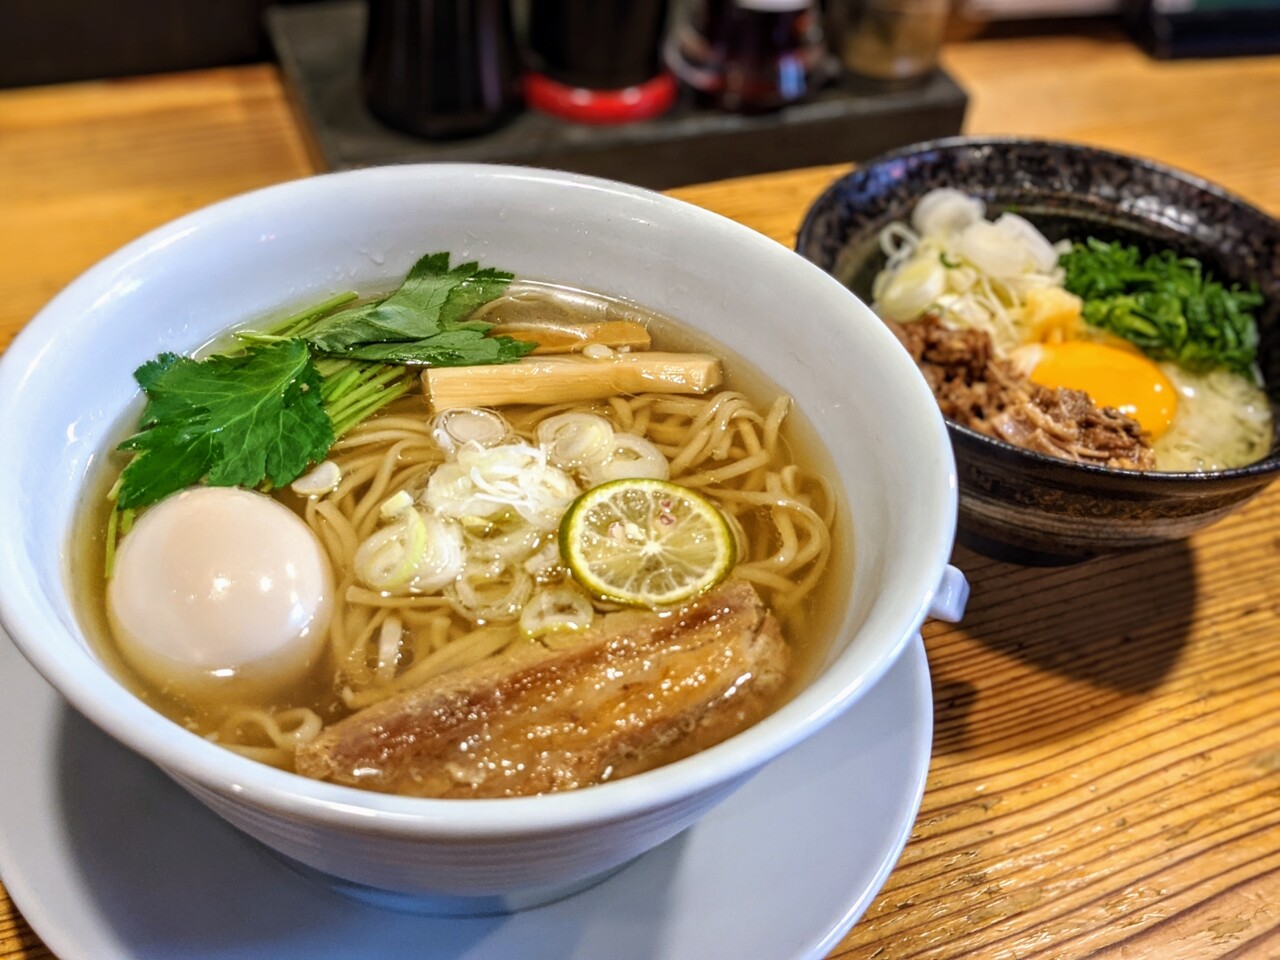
1061;238;1263;378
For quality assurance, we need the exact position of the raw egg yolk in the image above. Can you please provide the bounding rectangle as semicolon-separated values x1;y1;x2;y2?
1028;341;1177;438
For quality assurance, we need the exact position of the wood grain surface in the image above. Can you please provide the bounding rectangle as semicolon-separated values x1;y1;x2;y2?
3;25;1280;960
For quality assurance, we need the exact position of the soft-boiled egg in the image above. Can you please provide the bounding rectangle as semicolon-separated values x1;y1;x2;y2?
1018;341;1177;439
108;486;333;704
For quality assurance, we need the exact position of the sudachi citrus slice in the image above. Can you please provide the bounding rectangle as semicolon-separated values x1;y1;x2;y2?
559;478;735;608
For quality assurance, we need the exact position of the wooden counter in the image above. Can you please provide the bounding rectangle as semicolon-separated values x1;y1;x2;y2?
4;25;1280;960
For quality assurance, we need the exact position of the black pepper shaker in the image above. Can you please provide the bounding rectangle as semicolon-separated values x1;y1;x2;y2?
362;0;523;139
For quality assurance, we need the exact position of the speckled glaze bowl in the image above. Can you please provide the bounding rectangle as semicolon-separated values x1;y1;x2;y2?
797;137;1280;564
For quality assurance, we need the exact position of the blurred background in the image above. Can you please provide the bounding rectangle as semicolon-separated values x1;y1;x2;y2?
4;0;1279;91
3;0;1278;188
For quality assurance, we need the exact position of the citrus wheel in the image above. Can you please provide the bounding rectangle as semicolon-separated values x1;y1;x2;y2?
559;478;735;607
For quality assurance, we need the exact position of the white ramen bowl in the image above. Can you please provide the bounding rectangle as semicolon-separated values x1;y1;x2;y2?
0;165;965;915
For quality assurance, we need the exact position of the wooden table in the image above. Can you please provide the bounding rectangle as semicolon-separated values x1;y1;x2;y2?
3;25;1280;960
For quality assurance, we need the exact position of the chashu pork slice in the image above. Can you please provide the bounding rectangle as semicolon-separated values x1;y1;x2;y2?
295;579;789;798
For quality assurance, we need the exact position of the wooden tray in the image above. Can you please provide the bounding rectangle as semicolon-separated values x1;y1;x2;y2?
266;0;968;189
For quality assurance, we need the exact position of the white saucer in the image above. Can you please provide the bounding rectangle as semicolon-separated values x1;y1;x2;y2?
0;629;931;960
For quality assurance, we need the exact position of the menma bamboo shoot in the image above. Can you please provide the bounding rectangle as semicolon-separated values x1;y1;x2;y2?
424;353;723;409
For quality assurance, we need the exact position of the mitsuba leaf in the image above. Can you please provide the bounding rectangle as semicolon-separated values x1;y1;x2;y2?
115;339;333;510
300;252;518;365
304;252;463;351
437;266;516;329
116;427;219;511
340;330;536;365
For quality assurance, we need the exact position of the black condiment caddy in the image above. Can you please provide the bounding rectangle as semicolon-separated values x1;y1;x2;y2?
266;1;968;191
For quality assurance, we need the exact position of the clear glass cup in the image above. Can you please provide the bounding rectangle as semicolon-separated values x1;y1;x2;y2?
666;0;831;113
834;0;949;82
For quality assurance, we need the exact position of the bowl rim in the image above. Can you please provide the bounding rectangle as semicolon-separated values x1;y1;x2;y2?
0;162;958;838
795;134;1280;485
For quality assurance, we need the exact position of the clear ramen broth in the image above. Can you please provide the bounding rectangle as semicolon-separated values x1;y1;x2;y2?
71;280;851;798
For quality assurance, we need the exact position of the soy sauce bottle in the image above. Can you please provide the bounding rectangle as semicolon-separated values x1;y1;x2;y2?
667;0;830;113
362;0;522;139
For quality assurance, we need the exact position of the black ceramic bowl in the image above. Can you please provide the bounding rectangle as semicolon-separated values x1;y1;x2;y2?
797;137;1280;564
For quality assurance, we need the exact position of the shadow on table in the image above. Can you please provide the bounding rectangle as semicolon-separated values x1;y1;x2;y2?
929;538;1196;753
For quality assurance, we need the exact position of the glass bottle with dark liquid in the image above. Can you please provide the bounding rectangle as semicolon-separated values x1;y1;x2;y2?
666;0;830;113
362;0;522;139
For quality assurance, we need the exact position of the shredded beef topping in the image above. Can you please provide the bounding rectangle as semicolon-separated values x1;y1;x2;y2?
886;314;1156;471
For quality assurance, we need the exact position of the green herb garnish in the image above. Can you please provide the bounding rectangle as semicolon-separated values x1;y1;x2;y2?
316;358;412;437
296;252;536;366
1061;238;1263;377
110;251;527;518
114;339;333;510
